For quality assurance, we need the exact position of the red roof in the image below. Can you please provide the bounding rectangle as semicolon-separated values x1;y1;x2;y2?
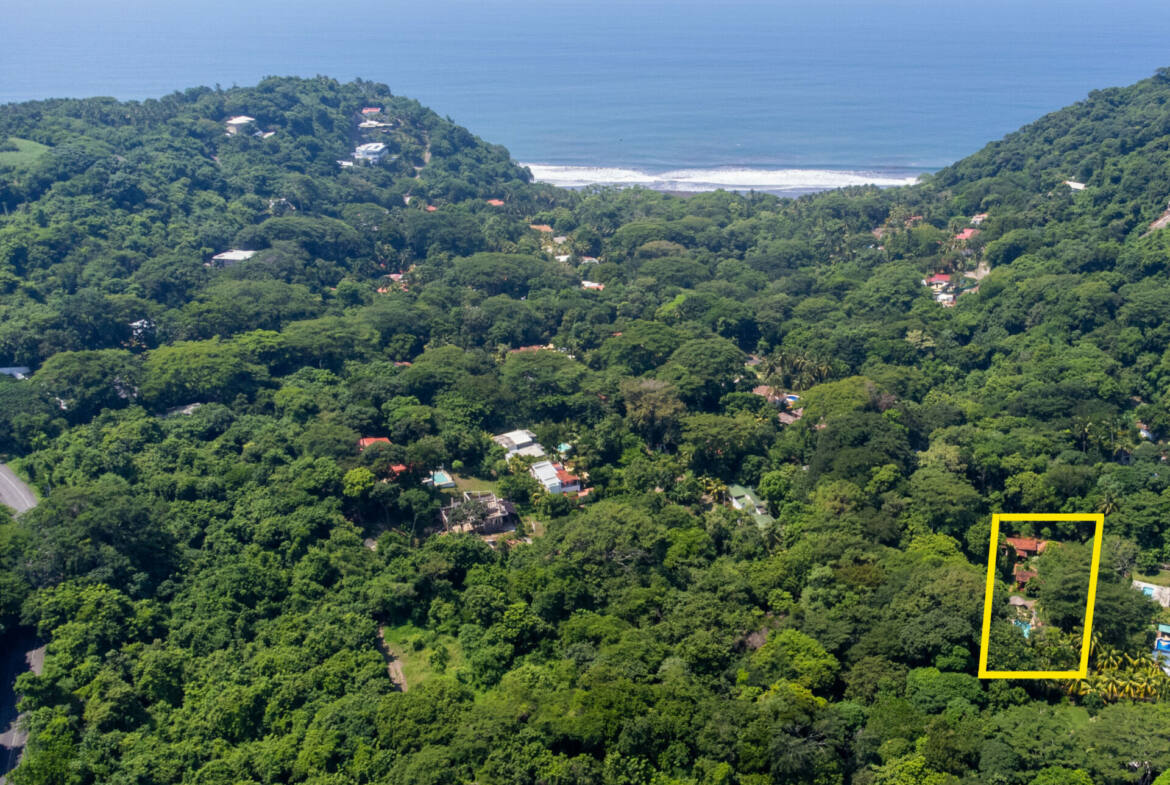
425;205;438;212
1014;568;1037;584
926;273;951;284
361;107;381;115
1006;536;1047;554
390;464;408;475
955;228;980;241
555;467;579;484
358;437;391;451
486;199;505;206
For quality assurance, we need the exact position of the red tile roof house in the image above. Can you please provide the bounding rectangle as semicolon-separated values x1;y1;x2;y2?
1005;536;1048;559
486;199;506;206
923;273;951;292
360;107;382;115
954;228;980;242
358;437;391;451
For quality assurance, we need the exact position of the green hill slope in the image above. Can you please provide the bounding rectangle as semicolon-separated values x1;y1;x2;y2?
3;73;1170;785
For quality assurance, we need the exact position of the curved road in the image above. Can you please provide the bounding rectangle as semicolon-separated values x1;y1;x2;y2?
0;464;39;784
0;466;36;515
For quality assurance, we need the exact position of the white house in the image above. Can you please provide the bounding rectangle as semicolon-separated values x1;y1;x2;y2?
354;142;388;162
530;460;581;495
225;116;255;135
493;429;545;459
209;249;257;267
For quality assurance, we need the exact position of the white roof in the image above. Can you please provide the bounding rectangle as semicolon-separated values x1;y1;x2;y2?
513;444;546;458
555;254;571;262
212;249;257;262
493;429;537;449
226;115;255;125
356;142;387;153
0;367;30;378
1064;180;1086;190
530;461;559;486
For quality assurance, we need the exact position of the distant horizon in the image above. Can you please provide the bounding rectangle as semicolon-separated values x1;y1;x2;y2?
5;0;1170;174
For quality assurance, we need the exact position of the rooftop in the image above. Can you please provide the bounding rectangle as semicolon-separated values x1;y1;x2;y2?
212;249;257;263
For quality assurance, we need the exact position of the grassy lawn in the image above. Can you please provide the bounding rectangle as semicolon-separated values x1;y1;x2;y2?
450;473;499;494
525;515;545;538
378;622;465;688
0;137;49;168
1135;569;1170;587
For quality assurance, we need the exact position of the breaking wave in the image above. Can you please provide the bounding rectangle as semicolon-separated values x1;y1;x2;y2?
522;163;922;194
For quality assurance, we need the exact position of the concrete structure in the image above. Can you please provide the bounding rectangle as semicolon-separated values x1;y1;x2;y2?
440;491;517;534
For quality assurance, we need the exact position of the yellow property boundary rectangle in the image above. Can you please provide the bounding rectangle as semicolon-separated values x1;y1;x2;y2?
977;512;1104;679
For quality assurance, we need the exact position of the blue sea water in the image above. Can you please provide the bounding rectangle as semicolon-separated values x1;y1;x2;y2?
4;0;1170;193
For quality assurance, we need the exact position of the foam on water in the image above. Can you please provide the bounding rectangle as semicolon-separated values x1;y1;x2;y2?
523;164;922;195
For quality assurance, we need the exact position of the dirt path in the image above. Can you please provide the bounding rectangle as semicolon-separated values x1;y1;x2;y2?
413;133;432;177
964;260;991;281
1145;205;1170;236
375;627;408;692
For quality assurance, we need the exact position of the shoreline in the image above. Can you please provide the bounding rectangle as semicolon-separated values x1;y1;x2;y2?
521;162;929;197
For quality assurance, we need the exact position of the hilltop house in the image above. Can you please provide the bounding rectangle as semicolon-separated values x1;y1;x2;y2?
358;437;391;451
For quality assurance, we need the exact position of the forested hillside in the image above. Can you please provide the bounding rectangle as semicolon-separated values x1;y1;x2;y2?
3;71;1170;785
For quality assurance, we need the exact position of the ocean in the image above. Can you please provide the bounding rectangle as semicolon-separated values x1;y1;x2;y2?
4;0;1170;195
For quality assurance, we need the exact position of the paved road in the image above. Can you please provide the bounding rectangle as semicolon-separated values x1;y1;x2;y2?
0;464;38;784
0;639;42;784
0;466;35;515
